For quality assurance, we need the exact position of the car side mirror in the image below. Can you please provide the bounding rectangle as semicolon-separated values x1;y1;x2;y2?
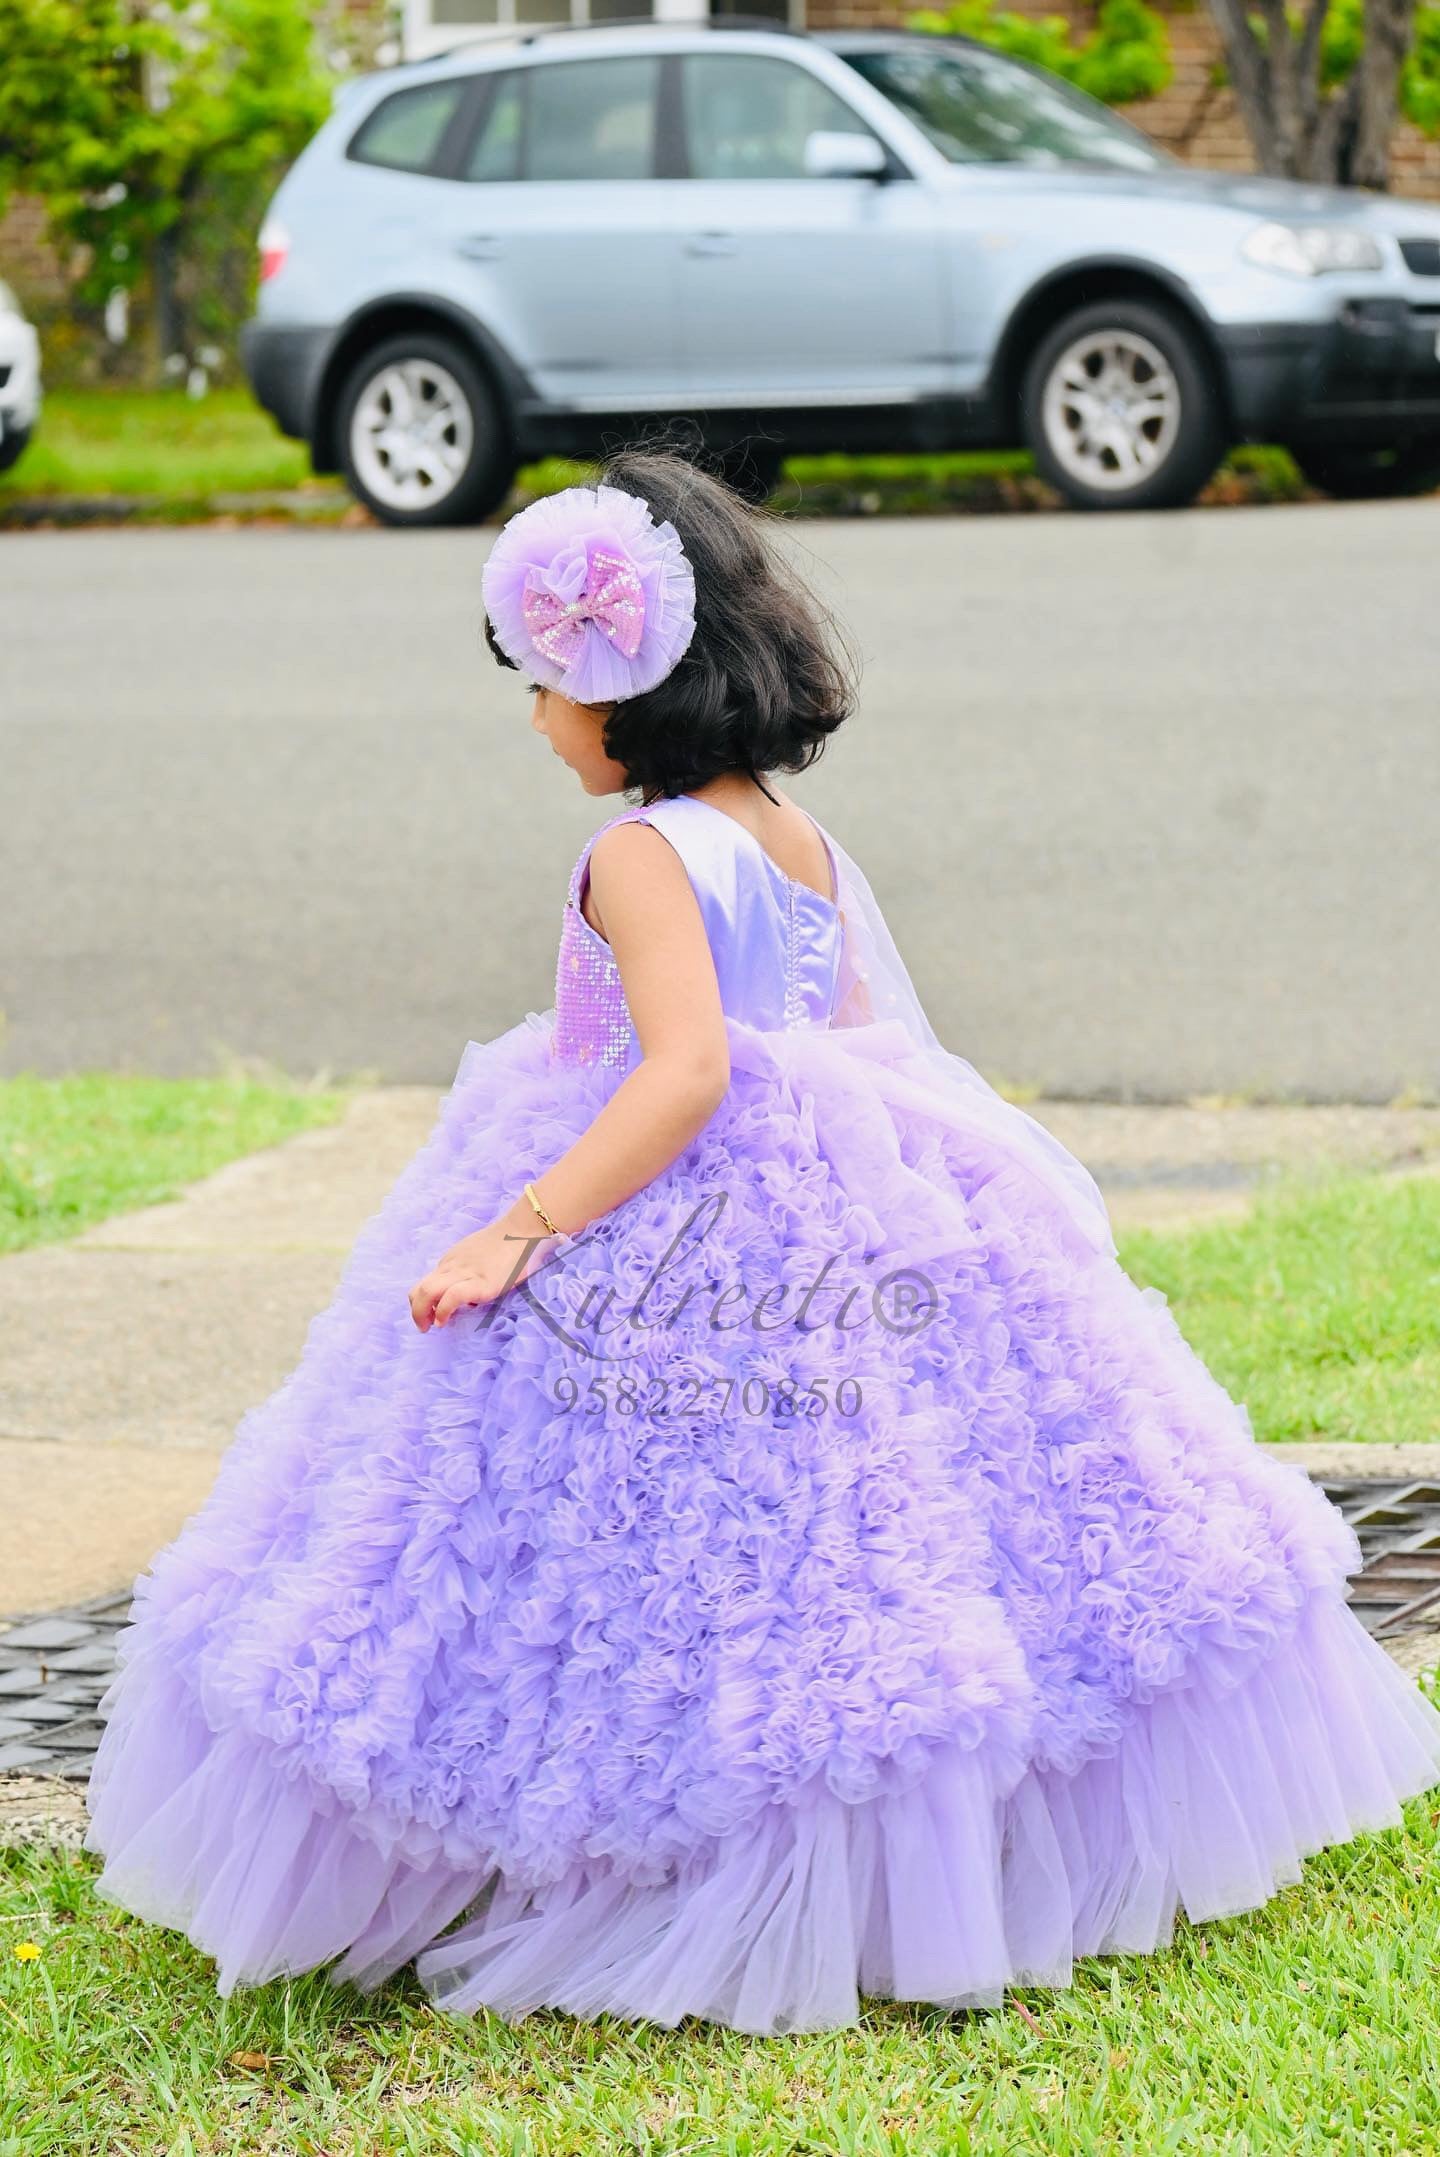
803;131;889;182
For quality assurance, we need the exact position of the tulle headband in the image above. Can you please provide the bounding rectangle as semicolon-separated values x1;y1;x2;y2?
482;483;697;704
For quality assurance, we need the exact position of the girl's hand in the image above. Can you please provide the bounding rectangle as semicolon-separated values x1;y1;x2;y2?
409;1217;558;1331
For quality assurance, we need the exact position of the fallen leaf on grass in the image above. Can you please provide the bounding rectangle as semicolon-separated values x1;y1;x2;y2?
228;2050;271;2073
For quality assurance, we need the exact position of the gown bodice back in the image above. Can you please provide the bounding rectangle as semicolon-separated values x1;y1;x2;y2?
552;793;844;1070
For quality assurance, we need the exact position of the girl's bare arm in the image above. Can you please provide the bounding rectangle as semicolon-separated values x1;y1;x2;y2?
411;822;728;1327
516;820;729;1230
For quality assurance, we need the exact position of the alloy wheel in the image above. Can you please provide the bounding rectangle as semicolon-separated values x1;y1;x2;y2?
349;358;475;515
1041;328;1182;494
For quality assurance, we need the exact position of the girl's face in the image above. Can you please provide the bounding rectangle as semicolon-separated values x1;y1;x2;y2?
529;684;629;795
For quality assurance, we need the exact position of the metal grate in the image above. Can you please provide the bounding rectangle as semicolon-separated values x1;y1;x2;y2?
1315;1477;1440;1637
0;1592;131;1782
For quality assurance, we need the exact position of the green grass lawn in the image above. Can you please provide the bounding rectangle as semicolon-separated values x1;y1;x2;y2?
0;391;317;500
1120;1173;1440;1449
0;389;1309;517
4;1780;1439;2155
0;1072;347;1255
0;390;1049;511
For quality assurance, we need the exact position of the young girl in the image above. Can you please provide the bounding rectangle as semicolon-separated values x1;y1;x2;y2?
86;451;1440;2036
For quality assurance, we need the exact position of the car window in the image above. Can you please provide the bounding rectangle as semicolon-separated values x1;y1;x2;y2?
681;55;879;181
349;80;467;174
524;56;660;182
842;46;1167;171
465;74;523;183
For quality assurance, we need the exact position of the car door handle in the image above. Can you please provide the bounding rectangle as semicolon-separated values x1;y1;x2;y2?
685;231;738;258
456;234;505;261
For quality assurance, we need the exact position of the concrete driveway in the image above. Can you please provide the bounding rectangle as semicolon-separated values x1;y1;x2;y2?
2;499;1436;1098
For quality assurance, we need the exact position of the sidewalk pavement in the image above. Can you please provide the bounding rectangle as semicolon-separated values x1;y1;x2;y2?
3;1091;1439;1619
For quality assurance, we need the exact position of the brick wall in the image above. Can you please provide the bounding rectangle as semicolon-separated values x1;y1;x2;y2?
0;197;70;313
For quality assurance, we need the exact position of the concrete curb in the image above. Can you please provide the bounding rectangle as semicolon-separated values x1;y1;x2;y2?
0;487;354;529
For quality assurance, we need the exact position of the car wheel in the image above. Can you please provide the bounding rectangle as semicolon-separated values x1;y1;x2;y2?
0;425;32;474
1021;299;1226;512
1289;440;1440;500
336;332;514;528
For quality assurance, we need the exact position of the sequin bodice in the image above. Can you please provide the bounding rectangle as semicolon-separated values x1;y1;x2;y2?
552;796;844;1072
552;840;635;1071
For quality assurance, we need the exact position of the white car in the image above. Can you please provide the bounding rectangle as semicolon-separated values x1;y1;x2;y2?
0;279;42;473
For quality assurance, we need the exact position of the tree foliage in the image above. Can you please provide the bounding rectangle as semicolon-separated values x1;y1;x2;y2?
0;0;337;364
908;0;1173;109
1322;0;1440;132
1403;2;1440;131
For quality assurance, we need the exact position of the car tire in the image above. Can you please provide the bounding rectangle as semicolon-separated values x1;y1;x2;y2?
1288;440;1440;500
336;331;515;528
0;424;32;475
1021;298;1226;512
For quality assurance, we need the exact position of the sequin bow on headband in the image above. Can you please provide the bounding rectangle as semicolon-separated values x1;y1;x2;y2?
522;545;645;673
482;483;697;705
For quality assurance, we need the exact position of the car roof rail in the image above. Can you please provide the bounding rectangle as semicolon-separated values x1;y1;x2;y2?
819;24;982;42
671;11;805;31
417;14;805;63
513;12;802;41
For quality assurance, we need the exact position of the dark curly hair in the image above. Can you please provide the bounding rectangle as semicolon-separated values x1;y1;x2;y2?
484;447;855;803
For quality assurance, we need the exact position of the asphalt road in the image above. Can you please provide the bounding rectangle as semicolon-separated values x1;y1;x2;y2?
3;500;1436;1100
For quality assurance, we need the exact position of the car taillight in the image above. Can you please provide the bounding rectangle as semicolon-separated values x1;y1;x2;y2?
259;218;290;283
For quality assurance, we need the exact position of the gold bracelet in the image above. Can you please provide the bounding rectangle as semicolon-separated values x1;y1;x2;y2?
522;1180;561;1237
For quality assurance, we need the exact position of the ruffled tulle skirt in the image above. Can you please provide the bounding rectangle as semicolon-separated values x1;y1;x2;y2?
82;1011;1440;2032
86;1590;1440;2032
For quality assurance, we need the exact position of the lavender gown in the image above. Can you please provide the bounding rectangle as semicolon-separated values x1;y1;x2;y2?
85;793;1440;2033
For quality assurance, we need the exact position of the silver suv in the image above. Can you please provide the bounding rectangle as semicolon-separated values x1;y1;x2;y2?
243;20;1440;524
